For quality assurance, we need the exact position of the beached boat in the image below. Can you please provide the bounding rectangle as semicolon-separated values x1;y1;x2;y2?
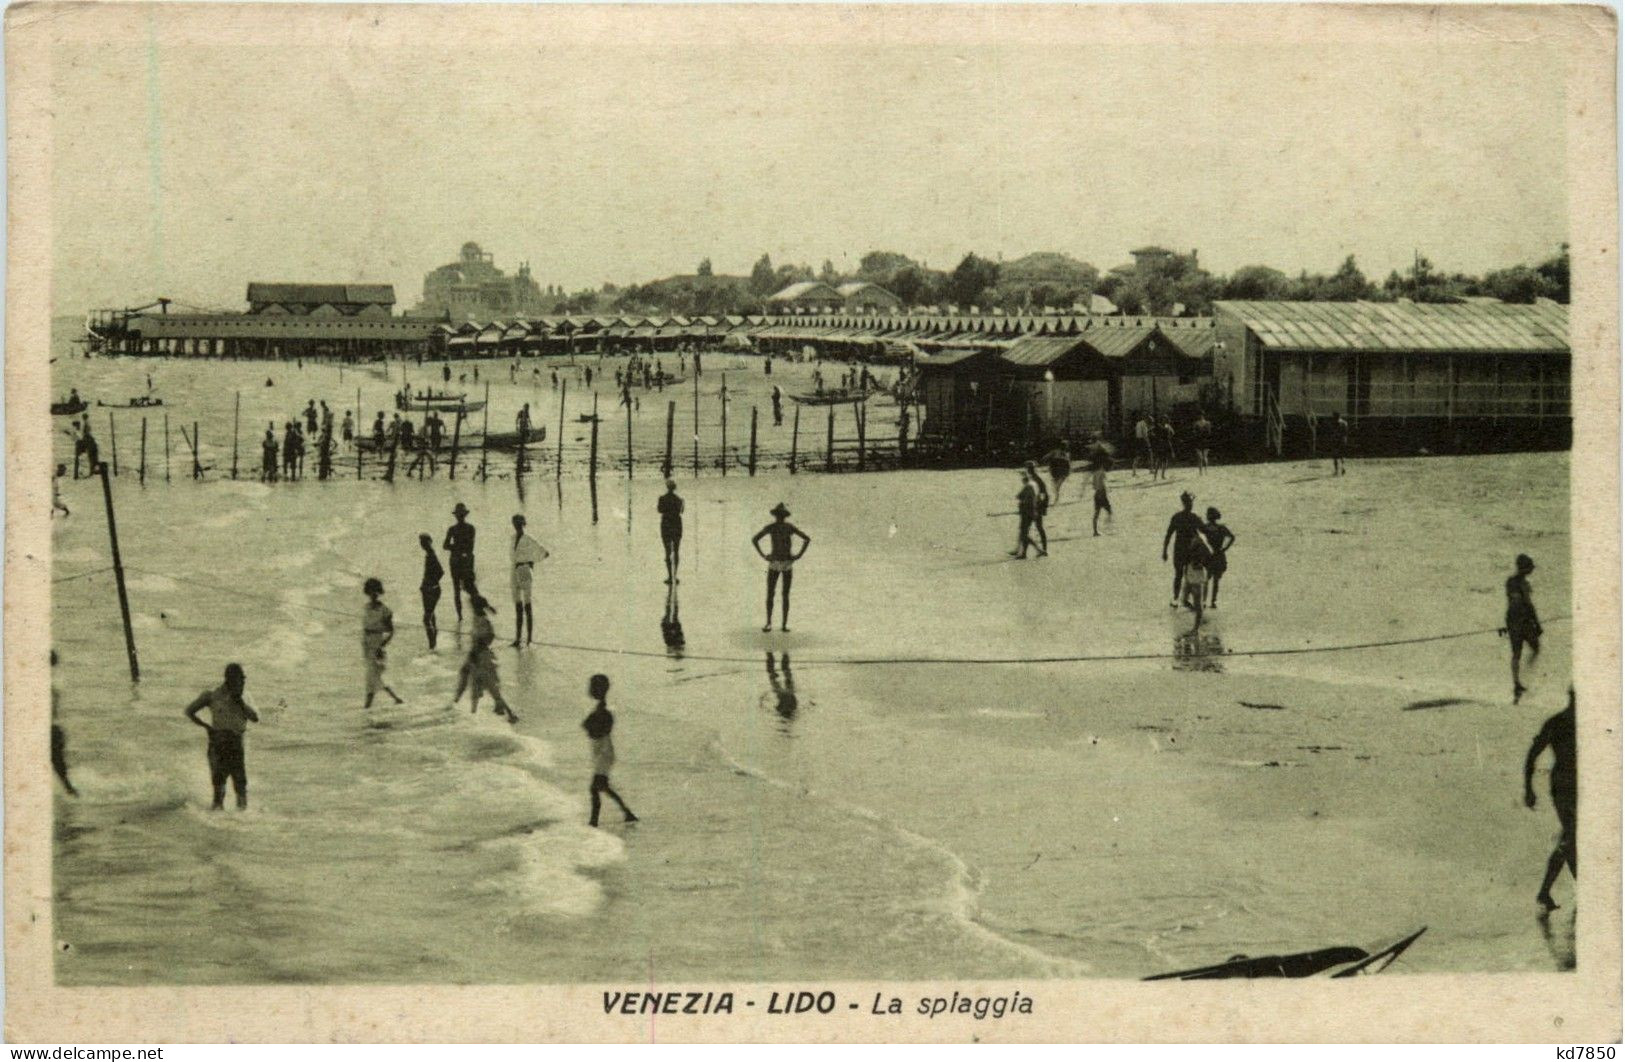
395;391;483;413
97;396;165;409
788;388;874;406
52;398;88;416
482;429;547;450
1143;927;1426;980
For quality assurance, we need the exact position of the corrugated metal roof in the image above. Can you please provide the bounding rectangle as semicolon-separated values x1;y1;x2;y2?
1214;300;1568;355
1000;335;1094;367
247;283;395;305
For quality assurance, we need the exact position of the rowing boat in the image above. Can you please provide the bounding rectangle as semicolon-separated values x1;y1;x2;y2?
1144;927;1426;980
788;388;874;406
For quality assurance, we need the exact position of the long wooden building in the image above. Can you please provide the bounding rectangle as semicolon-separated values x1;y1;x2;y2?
1212;299;1571;454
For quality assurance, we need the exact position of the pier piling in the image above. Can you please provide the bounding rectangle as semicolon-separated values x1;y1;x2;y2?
749;406;759;476
139;418;147;485
790;405;800;475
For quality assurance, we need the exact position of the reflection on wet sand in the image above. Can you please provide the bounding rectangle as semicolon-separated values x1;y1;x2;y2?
661;583;685;659
1173;629;1225;673
1538;907;1577;971
763;652;799;733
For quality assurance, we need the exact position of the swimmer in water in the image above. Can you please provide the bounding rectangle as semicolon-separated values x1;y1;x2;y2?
361;578;404;709
183;663;260;810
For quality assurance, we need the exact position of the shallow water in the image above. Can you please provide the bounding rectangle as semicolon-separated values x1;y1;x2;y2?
51;349;1575;983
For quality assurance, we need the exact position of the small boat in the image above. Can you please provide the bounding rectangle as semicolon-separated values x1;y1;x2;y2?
482;429;547;450
1144;927;1426;980
576;413;601;424
51;398;88;416
97;396;165;409
398;398;485;414
789;388;874;406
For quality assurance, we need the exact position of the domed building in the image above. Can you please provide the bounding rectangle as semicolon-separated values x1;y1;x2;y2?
417;242;547;320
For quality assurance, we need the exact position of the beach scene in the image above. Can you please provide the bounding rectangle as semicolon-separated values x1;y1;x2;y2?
34;4;1586;1003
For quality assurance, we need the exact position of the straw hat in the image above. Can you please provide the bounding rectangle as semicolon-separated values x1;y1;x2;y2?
452;502;470;516
770;502;791;519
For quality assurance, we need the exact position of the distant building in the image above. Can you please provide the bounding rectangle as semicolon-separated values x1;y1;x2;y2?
767;280;844;313
418;242;546;320
836;281;902;313
246;283;395;317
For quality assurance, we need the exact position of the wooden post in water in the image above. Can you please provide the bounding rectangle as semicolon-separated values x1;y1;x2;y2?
97;461;140;683
556;380;567;479
789;405;800;474
663;400;675;477
139;418;148;485
826;404;835;472
164;414;171;482
108;412;118;476
692;377;700;477
749;406;759;476
356;388;364;480
856;401;866;472
625;392;634;480
588;404;600;486
477;384;491;481
192;421;202;479
231;391;241;479
447;410;462;480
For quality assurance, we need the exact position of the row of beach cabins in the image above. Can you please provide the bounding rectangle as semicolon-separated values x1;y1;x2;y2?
101;298;1573;459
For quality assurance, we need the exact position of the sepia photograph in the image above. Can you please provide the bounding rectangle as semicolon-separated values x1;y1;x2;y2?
5;1;1619;1043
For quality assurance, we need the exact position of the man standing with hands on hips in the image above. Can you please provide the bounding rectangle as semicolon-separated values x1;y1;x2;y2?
510;513;549;649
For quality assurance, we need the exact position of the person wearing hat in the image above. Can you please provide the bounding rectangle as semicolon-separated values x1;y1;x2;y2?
362;578;404;710
1161;490;1204;607
443;503;478;622
510;514;549;648
1201;507;1235;608
657;479;685;584
751;503;811;632
1502;553;1543;702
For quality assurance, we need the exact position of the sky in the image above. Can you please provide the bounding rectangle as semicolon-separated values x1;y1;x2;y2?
43;4;1574;314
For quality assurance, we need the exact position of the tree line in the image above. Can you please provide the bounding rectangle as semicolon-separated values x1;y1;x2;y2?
541;244;1570;318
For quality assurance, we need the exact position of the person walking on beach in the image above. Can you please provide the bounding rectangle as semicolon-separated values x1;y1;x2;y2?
1162;490;1204;607
1193;411;1213;475
341;410;354;449
509;514;548;648
453;593;518;723
51;650;77;796
361;578;404;709
1024;460;1050;553
281;422;299;480
771;384;784;426
419;533;444;650
657;479;684;584
1156;416;1176;480
1091;453;1113;536
752;502;811;632
1010;471;1047;559
1201;507;1235;608
1524;689;1576;910
1330;412;1350;475
1502;553;1543;703
53;464;70;518
1043;440;1072;498
443;363;452;384
261;424;278;482
1180;535;1213;628
583;674;638;828
183;663;260;810
1132;413;1151;475
372;411;386;451
444;503;477;622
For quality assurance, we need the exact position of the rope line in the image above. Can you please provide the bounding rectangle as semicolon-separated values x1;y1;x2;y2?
109;559;1570;668
53;566;115;584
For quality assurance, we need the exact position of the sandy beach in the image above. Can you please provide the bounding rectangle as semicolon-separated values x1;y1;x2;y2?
49;349;1575;984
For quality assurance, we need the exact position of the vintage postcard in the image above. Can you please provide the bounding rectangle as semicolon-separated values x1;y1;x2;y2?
5;2;1619;1044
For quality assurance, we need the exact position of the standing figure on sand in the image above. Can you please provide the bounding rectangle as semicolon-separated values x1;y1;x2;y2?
1524;689;1576;911
183;663;260;810
1201;508;1235;608
1502;553;1543;703
658;479;684;584
1011;471;1047;559
1091;452;1113;537
1162;491;1204;607
583;674;638;828
362;578;404;709
1023;461;1050;553
752;502;811;632
444;502;477;621
510;514;549;648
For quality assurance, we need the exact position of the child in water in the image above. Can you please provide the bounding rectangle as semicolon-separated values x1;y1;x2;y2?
582;674;637;827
